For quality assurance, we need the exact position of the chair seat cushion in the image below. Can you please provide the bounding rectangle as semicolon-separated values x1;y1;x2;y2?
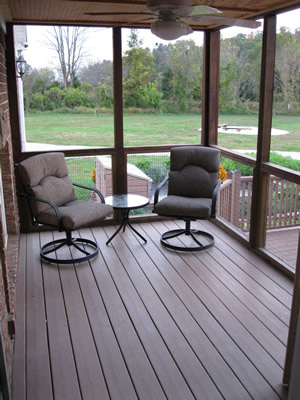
154;195;212;218
37;200;113;230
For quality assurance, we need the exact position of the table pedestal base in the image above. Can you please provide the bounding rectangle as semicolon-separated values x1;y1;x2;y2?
106;209;147;245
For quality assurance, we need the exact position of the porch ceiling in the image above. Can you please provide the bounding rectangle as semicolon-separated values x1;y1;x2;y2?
1;0;299;29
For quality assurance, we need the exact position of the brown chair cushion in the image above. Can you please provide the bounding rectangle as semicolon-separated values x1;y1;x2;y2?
154;195;212;218
168;146;219;198
18;153;76;216
37;200;113;230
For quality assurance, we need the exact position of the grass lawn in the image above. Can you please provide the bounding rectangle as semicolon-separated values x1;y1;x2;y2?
24;112;300;152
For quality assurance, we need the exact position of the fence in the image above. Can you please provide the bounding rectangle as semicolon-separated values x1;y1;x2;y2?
217;171;300;232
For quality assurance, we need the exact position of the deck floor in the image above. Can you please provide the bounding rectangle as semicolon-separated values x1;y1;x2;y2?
12;219;293;400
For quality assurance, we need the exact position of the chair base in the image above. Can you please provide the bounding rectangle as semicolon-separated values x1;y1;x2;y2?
160;221;214;252
41;233;98;264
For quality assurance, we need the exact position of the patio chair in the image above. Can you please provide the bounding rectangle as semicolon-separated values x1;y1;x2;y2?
153;146;221;251
16;152;113;264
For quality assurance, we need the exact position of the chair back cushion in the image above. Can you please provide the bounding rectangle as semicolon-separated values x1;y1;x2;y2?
168;146;220;198
18;152;76;216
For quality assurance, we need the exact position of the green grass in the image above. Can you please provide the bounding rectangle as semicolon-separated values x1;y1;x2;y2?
24;112;300;151
66;157;96;200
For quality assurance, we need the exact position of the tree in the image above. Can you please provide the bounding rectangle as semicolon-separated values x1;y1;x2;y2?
78;60;113;89
22;66;59;112
44;26;88;88
275;27;300;107
123;29;159;108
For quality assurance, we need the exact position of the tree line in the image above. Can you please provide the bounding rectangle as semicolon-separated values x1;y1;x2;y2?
22;27;300;114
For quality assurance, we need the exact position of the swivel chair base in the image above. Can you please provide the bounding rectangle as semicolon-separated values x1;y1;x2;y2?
41;231;98;264
160;220;214;252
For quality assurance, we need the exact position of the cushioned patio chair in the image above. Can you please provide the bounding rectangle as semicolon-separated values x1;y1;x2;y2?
16;152;113;264
153;146;221;252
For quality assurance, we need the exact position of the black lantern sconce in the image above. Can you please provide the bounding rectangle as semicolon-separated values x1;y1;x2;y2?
16;53;26;78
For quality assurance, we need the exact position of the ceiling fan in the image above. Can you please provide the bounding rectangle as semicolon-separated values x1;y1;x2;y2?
85;0;261;40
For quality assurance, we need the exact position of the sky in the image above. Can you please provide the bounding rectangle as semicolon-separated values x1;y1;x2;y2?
24;8;300;69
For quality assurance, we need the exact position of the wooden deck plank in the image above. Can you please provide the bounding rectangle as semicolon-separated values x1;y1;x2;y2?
75;229;139;400
52;231;110;400
138;220;287;400
103;225;223;400
93;226;196;400
40;231;82;400
197;220;292;308
25;232;53;400
176;226;289;345
13;221;294;400
118;223;253;400
12;234;26;400
153;220;286;364
186;221;291;325
203;219;293;294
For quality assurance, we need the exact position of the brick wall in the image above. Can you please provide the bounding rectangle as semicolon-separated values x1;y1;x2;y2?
0;24;20;388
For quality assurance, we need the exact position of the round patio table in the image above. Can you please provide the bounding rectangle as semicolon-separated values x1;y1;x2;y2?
105;194;150;245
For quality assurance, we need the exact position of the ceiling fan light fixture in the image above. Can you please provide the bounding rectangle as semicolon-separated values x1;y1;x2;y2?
151;19;193;40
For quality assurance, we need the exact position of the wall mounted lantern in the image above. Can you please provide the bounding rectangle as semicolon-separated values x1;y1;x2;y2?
16;53;26;78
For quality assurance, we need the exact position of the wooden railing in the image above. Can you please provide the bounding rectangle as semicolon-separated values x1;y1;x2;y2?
217;171;300;232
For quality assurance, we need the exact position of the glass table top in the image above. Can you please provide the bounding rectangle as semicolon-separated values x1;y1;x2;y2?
105;194;150;210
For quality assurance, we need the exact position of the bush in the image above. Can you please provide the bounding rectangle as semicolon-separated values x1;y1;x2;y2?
220;156;254;176
136;158;152;172
219;101;258;115
269;152;300;171
221;152;300;177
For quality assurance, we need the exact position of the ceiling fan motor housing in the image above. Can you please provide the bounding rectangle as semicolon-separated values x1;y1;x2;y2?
148;0;192;13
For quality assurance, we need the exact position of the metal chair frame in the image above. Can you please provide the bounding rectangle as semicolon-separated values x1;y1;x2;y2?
16;164;106;264
154;177;221;252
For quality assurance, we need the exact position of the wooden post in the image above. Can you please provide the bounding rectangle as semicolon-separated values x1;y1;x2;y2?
112;27;127;196
201;30;220;146
283;231;300;386
249;15;276;248
230;171;241;228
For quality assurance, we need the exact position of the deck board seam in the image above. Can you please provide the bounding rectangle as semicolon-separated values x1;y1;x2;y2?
114;226;224;400
141;221;286;399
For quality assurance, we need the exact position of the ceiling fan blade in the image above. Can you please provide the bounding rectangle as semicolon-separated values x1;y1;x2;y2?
174;4;222;18
190;15;261;29
190;5;222;16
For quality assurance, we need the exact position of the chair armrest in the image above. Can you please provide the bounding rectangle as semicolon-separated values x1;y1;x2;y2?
72;182;105;203
24;193;63;229
154;175;169;205
211;180;222;218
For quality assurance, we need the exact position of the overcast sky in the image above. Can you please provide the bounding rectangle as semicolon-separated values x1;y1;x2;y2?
24;8;300;69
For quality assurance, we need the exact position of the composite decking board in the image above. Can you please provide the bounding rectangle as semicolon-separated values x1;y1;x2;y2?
168;219;291;325
151;220;286;365
197;220;293;307
201;219;294;295
25;232;53;400
52;231;110;400
13;221;294;400
116;224;253;400
90;228;170;400
162;219;290;325
74;229;139;400
182;232;289;345
103;225;224;400
39;231;82;400
138;221;287;400
12;234;26;400
94;226;199;400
